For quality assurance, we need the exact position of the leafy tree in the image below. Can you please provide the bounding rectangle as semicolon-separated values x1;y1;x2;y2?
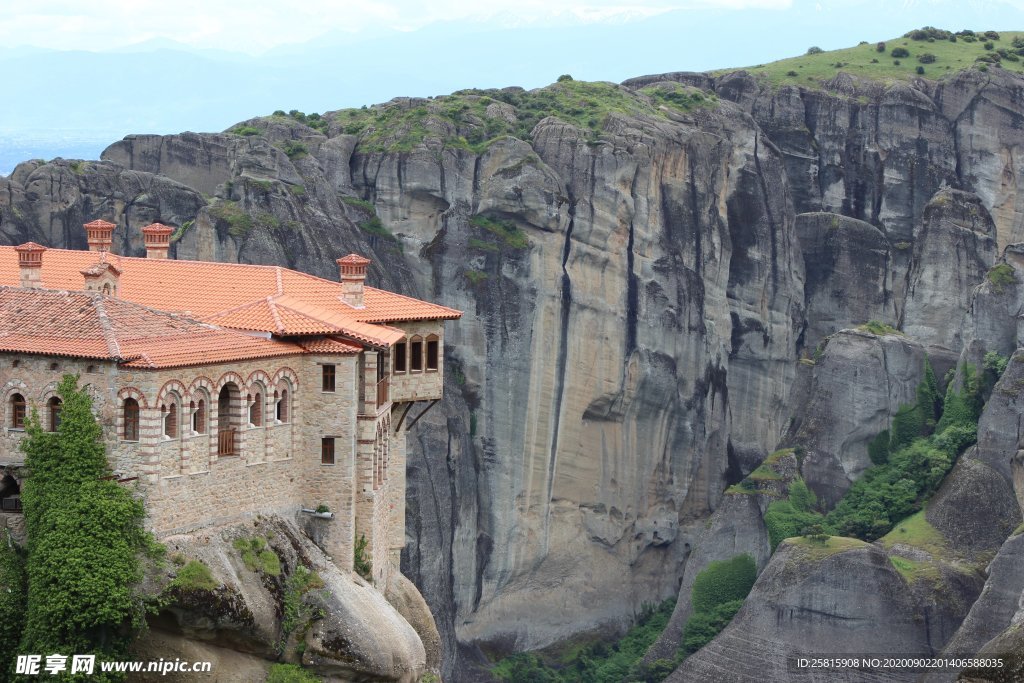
891;47;910;58
0;532;26;682
868;430;891;465
19;376;151;680
691;555;756;614
788;479;817;513
682;599;744;655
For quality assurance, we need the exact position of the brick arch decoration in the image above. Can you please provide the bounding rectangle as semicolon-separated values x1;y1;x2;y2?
188;376;216;401
116;387;150;442
271;367;299;391
157;379;189;407
2;380;29;428
38;381;60;403
245;370;273;394
216;372;246;392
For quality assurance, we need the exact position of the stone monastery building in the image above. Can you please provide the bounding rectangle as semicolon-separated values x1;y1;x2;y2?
0;219;461;581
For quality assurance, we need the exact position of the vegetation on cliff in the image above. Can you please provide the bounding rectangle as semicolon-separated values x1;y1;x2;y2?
725;28;1024;85
327;78;717;154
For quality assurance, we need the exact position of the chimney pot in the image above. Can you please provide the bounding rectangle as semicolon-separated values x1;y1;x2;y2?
83;219;116;252
14;242;46;289
337;253;371;308
141;223;174;259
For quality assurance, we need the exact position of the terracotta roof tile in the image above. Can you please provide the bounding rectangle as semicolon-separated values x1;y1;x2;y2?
0;247;462;340
0;287;302;369
296;337;362;355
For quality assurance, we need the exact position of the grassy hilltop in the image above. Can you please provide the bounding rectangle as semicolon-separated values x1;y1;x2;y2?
725;27;1024;85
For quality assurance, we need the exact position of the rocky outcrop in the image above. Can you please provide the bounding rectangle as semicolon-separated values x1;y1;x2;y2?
790;329;928;506
143;515;428;682
669;538;982;682
902;189;998;356
795;212;896;348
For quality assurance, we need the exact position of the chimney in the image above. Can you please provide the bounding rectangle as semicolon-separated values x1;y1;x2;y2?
337;253;371;308
141;222;174;259
83;219;116;252
14;242;46;289
80;255;121;297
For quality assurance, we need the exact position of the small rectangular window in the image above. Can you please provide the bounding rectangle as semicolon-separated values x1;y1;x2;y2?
394;342;407;373
426;339;439;371
321;437;335;465
411;340;423;372
322;364;336;392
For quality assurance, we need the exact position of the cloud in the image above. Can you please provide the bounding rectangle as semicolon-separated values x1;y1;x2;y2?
2;0;794;53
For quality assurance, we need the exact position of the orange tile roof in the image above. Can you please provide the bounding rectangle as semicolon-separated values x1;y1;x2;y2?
0;287;304;369
295;337;363;355
0;247;461;344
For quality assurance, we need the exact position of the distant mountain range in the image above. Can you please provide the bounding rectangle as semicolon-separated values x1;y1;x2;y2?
2;1;1022;175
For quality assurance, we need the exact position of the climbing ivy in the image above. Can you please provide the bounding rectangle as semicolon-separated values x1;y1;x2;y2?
19;375;151;680
0;531;26;682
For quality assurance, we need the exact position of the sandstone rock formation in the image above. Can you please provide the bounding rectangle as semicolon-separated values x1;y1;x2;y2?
138;515;434;683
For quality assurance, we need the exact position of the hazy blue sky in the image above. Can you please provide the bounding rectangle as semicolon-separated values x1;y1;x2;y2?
4;0;1021;55
1;0;1022;173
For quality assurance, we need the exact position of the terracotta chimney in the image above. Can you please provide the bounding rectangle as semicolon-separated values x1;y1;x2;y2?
14;242;46;289
141;223;174;259
337;253;371;308
80;255;121;297
83;219;116;252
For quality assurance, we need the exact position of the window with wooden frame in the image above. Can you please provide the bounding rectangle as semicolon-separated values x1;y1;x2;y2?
47;397;62;432
426;335;439;371
9;394;25;430
394;341;407;373
249;392;263;426
123;398;139;441
322;364;336;392
410;336;423;372
321;437;335;465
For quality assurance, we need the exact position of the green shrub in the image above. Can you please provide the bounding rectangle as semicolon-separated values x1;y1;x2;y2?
786;70;798;77
209;201;254;237
691;555;756;613
354;534;372;580
987;263;1016;292
916;66;926;75
170;560;219;591
267;663;321;683
765;499;824;550
557;74;574;82
233;537;281;576
858;320;900;336
891;47;910;58
230;125;262;136
876;42;886;52
0;532;26;679
282;140;308;159
984;41;995;50
807;46;824;55
984;351;1009;379
788;479;817;513
868;430;891;465
469;215;529;249
682;599;744;655
282;565;325;639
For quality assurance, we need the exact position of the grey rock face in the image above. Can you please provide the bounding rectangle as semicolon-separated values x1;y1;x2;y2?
902;189;998;354
791;330;927;506
148;516;427;682
795;212;895;348
669;540;977;683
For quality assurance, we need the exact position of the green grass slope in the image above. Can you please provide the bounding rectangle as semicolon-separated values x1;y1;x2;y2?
721;28;1024;86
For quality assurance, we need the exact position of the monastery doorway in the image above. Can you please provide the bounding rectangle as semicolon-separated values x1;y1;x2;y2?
218;383;240;456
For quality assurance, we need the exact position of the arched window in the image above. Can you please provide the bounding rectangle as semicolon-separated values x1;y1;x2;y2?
192;399;206;434
47;397;62;432
9;394;25;430
163;402;177;439
410;335;423;372
275;389;289;423
123;398;139;441
426;334;439;371
249;392;262;426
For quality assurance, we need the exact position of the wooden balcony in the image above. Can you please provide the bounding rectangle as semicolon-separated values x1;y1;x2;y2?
218;428;237;456
376;376;389;408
